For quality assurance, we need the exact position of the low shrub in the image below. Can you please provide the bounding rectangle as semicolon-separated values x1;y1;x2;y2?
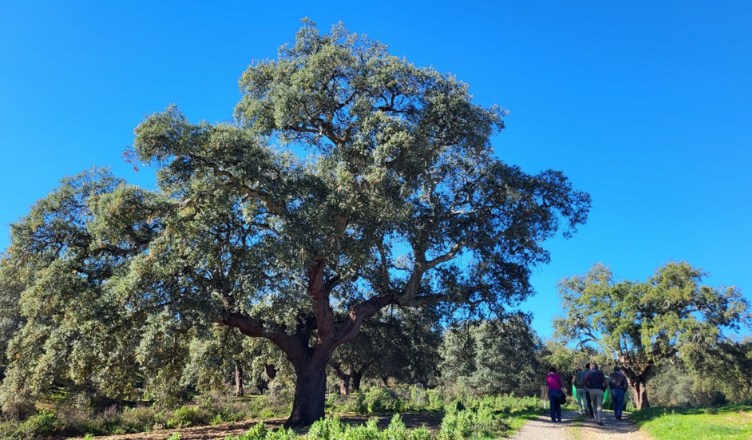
439;407;508;440
166;405;209;428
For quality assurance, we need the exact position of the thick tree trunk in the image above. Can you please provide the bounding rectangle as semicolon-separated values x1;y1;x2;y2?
235;362;244;397
224;259;396;428
631;380;650;409
265;364;277;380
621;364;651;410
340;375;351;395
351;371;363;392
286;351;330;428
329;362;352;395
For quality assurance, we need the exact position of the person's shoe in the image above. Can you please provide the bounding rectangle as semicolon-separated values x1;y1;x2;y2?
597;422;604;426
557;418;561;422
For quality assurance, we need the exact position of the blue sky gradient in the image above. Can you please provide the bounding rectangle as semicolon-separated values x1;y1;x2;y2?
1;0;750;338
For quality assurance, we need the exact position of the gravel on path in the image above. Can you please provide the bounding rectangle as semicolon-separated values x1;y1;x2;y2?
574;412;651;440
509;410;577;440
511;410;652;440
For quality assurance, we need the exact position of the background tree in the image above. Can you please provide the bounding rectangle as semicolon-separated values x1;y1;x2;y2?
0;256;24;378
329;307;440;394
541;341;605;394
681;337;752;403
554;261;750;409
0;169;169;415
1;21;590;426
183;327;289;396
440;313;543;396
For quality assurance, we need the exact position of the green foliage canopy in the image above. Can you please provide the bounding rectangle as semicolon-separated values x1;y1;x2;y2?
440;313;543;396
554;261;750;408
0;20;590;425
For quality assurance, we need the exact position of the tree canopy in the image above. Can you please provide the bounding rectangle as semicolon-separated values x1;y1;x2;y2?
0;20;590;426
554;261;751;409
329;307;440;394
440;313;543;396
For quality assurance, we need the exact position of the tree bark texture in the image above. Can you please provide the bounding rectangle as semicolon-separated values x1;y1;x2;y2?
224;259;395;427
631;380;650;409
265;364;277;380
351;371;363;393
286;349;330;427
622;365;651;410
235;362;244;397
339;376;351;395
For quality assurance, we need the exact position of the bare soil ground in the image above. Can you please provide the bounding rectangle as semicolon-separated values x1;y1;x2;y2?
65;412;445;440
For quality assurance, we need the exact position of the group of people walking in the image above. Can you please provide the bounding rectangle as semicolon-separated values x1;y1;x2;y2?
545;363;629;425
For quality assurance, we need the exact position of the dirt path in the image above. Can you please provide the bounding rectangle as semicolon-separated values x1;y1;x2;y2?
509;410;577;440
572;413;651;440
511;410;652;440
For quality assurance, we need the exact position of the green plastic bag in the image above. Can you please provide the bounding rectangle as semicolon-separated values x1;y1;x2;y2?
572;376;613;409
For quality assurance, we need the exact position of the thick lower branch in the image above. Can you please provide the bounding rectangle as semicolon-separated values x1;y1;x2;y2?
308;259;335;342
221;312;265;337
333;293;395;346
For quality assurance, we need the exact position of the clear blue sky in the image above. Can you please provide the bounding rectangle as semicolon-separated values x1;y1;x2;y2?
1;1;750;338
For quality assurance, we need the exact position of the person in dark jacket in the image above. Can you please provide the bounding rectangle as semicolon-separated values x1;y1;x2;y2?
582;363;595;418
573;366;591;417
585;363;608;426
609;367;629;420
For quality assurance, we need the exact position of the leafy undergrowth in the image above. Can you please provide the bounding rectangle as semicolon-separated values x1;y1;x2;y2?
0;391;544;440
221;408;546;440
630;404;752;440
0;393;289;440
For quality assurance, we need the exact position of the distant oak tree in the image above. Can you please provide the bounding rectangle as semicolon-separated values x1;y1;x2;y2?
440;313;543;396
554;261;750;409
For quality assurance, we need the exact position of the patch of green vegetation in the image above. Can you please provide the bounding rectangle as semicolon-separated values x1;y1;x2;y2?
0;389;544;439
566;413;587;440
631;404;752;440
225;413;511;440
0;392;292;439
221;395;547;440
326;386;542;417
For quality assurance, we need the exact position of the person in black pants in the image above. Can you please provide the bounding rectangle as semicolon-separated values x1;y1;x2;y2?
609;366;629;420
583;363;595;419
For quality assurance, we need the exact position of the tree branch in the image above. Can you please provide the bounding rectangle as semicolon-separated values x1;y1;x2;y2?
333;293;395;347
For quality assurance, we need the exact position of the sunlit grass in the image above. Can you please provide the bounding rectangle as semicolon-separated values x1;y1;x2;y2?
631;404;752;440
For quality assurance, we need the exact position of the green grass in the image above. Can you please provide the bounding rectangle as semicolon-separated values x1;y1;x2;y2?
566;413;587;440
630;404;752;440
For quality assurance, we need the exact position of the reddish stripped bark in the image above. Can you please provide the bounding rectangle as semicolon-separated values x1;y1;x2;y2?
621;364;652;409
222;258;397;427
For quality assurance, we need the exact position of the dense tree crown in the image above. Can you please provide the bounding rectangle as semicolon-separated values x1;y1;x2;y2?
554;261;751;409
440;313;543;396
0;21;590;426
329;308;440;394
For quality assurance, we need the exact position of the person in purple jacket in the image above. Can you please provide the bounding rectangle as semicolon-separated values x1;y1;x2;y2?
547;367;565;422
